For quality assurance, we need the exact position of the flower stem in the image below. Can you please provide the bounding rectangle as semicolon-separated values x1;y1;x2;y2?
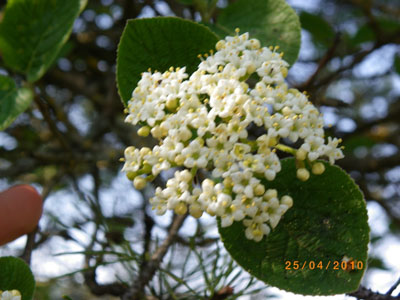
274;143;296;155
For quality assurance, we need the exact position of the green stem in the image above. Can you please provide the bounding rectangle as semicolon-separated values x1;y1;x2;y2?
274;143;296;155
191;166;198;178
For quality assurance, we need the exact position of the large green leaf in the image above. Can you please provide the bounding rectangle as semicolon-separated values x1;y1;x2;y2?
219;158;369;295
0;75;33;131
216;0;301;66
0;256;35;300
116;17;218;105
0;0;81;82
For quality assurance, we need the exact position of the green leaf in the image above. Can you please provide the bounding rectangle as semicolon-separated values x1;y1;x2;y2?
116;17;218;105
351;25;375;45
0;0;81;82
219;158;369;295
300;11;335;47
0;75;33;131
0;256;36;300
216;0;301;66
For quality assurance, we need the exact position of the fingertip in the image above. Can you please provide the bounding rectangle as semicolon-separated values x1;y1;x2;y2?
0;185;43;246
8;184;43;213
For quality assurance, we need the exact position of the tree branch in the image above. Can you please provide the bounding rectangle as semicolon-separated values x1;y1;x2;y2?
21;174;61;264
299;33;341;92
122;214;188;300
348;285;400;300
387;276;400;296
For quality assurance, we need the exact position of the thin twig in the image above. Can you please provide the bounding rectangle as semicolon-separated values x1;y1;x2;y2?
387;276;400;296
300;33;341;91
21;175;60;264
122;214;188;300
33;95;72;152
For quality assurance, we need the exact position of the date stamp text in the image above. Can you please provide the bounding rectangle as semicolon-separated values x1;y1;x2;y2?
285;260;364;271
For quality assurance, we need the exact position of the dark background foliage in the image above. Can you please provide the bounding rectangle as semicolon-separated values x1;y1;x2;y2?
1;0;400;299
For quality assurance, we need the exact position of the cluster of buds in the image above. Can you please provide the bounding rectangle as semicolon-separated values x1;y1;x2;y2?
122;31;344;241
0;290;21;300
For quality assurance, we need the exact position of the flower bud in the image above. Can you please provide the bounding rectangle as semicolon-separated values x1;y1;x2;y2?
297;168;310;181
124;146;135;156
296;149;307;161
254;184;265;196
151;126;163;139
166;98;179;112
264;189;278;200
175;202;187;215
312;162;325;175
250;39;260;49
189;204;203;218
140;147;151;156
174;154;185;165
137;126;150;137
133;176;147;190
282;106;292;116
246;63;256;74
281;195;293;208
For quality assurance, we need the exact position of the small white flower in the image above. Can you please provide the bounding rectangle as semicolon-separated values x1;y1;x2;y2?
301;136;325;161
322;137;344;164
261;152;281;181
181;139;210;168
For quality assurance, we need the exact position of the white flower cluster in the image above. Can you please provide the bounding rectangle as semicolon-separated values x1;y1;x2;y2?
0;290;21;300
122;31;344;242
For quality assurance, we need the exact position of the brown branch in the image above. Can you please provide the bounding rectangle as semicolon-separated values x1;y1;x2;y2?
387;277;400;296
33;95;72;152
20;175;61;264
20;227;39;265
140;203;155;268
348;285;400;300
122;214;188;300
312;46;377;89
209;286;234;300
83;269;127;297
312;28;400;90
299;33;341;92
